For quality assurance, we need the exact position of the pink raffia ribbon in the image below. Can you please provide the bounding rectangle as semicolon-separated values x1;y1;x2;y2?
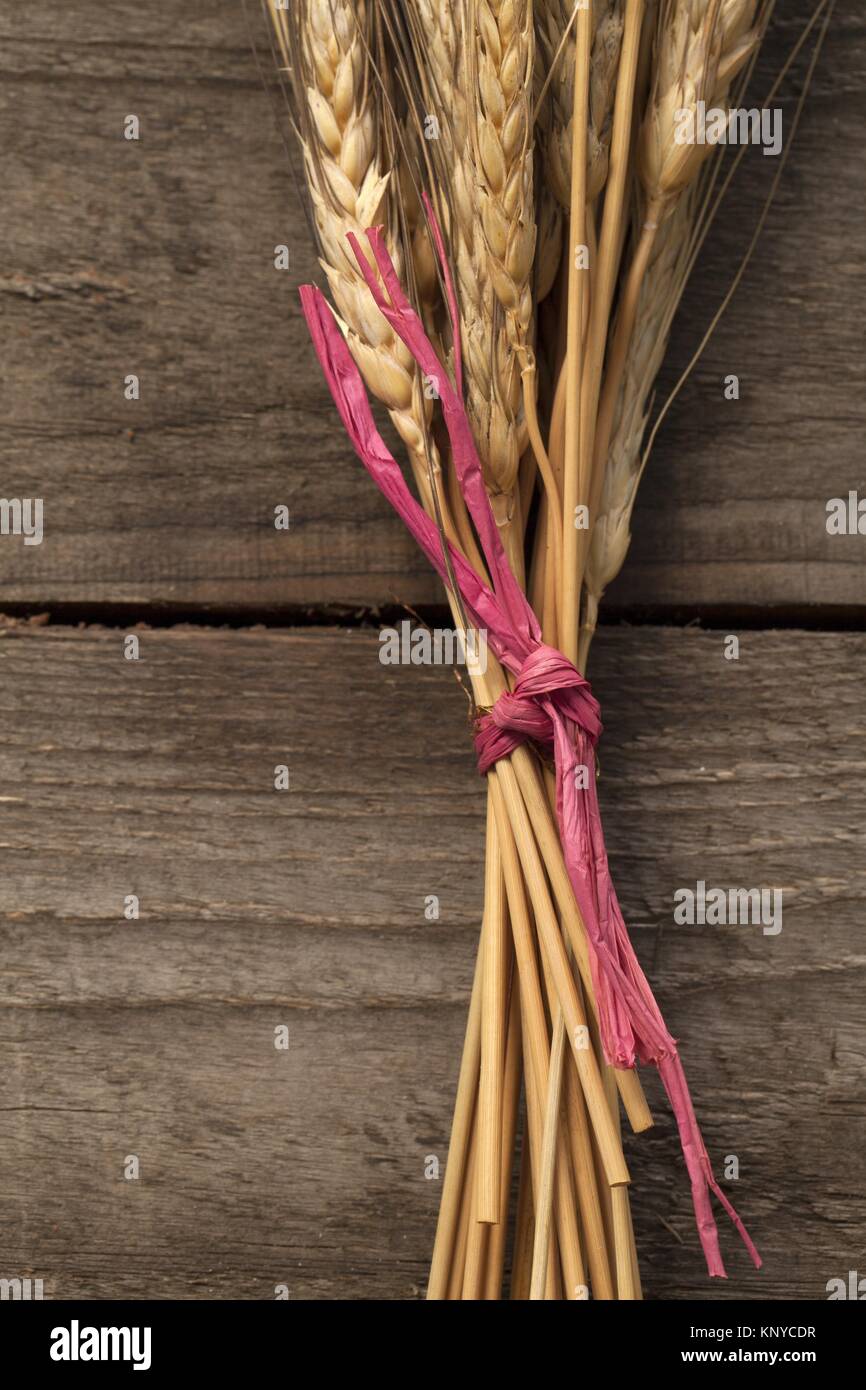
298;206;761;1280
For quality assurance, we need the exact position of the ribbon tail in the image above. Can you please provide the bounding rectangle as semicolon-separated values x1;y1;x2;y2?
660;1053;762;1276
553;714;761;1276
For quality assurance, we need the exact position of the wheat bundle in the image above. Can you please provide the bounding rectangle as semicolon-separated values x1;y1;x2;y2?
262;0;830;1299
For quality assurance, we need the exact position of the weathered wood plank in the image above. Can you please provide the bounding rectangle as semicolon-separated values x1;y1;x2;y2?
0;622;862;1299
0;2;864;612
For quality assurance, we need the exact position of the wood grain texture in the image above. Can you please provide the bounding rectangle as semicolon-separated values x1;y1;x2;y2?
0;1;864;613
0;622;862;1300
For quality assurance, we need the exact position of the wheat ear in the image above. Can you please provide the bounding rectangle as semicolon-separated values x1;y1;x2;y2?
640;0;763;211
580;194;694;667
584;0;764;612
582;2;772;664
405;2;528;577
538;0;625;211
268;0;441;480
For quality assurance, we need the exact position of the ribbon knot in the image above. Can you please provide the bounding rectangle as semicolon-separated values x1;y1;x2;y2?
474;642;602;776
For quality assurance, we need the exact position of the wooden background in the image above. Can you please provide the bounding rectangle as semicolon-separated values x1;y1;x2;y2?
0;0;863;1301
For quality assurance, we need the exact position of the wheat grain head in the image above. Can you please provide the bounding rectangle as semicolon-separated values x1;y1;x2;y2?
583;1;768;660
639;0;763;210
537;1;625;210
268;0;437;468
401;1;531;523
584;194;694;619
